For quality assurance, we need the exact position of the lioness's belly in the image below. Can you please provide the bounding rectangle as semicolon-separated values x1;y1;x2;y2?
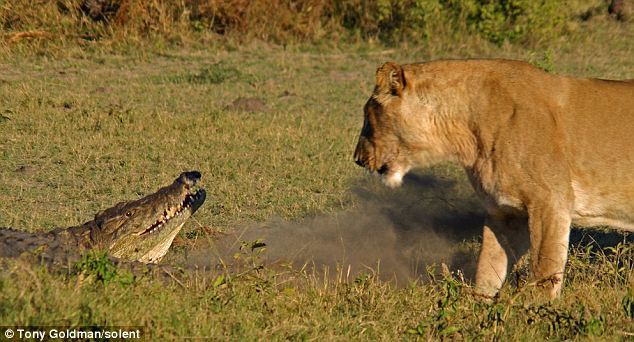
571;180;634;231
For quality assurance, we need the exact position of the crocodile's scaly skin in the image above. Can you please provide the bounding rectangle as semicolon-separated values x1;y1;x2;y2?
0;171;206;264
0;225;92;263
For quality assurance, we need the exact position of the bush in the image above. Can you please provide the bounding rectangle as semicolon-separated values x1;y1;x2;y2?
455;0;570;44
0;0;608;48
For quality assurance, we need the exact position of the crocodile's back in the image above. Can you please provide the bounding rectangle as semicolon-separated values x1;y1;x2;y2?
0;228;83;262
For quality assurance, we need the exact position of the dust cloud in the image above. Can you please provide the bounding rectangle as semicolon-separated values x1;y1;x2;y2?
180;170;487;285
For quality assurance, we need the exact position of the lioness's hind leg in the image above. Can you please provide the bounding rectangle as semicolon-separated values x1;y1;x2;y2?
475;215;530;298
527;205;572;299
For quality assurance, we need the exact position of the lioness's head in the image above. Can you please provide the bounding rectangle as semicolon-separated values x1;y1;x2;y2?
354;61;474;187
353;62;413;188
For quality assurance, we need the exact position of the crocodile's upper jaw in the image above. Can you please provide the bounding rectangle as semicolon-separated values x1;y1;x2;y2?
90;171;206;263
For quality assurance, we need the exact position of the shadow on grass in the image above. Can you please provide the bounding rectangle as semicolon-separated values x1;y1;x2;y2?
570;228;633;251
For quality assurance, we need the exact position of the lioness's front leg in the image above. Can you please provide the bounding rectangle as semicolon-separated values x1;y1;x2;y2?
527;204;572;299
475;214;530;298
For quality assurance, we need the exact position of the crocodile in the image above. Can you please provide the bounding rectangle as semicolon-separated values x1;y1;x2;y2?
0;171;206;264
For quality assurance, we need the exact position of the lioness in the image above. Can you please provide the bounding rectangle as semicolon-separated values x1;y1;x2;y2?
353;59;634;299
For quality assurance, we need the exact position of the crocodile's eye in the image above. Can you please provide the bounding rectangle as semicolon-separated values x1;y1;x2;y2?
125;211;133;217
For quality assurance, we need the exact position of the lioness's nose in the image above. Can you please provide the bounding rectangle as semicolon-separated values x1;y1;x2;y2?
355;157;364;167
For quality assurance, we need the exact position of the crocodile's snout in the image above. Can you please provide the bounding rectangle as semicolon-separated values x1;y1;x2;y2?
178;171;202;187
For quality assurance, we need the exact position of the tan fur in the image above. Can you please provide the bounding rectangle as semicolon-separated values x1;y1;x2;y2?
353;59;634;299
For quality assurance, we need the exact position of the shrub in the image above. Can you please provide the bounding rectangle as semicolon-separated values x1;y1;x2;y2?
0;0;608;48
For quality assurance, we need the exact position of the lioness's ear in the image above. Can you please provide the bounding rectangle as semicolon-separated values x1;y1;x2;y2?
375;62;405;96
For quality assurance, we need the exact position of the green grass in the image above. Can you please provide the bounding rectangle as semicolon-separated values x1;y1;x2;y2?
0;17;633;340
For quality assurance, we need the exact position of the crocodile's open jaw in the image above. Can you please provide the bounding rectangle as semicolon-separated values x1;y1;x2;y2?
136;189;205;236
92;171;206;263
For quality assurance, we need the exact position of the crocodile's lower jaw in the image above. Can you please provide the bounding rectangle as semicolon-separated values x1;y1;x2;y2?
139;221;186;263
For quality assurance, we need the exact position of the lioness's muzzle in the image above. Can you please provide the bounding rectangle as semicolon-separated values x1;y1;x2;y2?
354;137;369;168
